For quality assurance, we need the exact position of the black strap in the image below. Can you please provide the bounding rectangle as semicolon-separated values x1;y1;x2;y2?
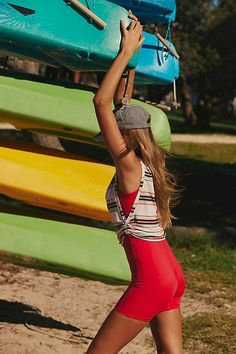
121;68;131;105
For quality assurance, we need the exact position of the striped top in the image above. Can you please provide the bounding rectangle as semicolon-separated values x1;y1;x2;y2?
105;159;166;245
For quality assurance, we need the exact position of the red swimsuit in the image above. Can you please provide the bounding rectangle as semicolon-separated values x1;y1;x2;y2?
114;189;186;322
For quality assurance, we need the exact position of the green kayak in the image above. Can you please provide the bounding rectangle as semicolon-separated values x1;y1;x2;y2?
0;211;130;284
0;71;172;151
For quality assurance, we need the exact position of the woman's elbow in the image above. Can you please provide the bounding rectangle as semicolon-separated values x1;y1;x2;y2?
93;95;110;108
93;96;101;106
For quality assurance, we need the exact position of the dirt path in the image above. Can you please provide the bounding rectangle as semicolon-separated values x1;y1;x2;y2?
171;134;236;144
0;263;219;354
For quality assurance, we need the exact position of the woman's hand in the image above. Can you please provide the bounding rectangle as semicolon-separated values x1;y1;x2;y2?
128;10;138;23
120;11;144;58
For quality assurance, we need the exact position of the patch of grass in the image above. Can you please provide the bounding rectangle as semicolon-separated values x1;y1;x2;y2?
145;310;236;353
184;268;235;304
174;247;235;275
183;311;236;354
171;143;236;165
167;228;236;275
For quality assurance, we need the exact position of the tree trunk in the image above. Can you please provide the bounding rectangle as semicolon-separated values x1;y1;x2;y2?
180;76;198;127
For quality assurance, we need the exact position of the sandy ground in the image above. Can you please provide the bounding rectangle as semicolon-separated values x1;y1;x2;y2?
0;262;220;354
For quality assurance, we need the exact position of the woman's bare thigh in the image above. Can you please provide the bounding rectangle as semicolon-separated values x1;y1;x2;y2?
150;307;184;354
86;309;147;354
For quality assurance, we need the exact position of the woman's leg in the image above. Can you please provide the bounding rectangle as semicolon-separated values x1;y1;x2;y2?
150;308;184;354
86;309;147;354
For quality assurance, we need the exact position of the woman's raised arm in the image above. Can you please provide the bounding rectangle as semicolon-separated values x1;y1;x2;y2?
93;19;144;170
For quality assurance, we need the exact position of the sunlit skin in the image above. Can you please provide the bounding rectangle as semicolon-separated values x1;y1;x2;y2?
87;12;184;354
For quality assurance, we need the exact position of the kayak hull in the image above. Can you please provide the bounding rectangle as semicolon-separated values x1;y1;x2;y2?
0;212;130;284
0;139;114;222
136;32;179;85
0;71;172;151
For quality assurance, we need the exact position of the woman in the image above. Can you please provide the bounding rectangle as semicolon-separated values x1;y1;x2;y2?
87;12;186;354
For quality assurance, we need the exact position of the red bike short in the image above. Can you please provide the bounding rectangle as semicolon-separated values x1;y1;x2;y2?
114;234;186;322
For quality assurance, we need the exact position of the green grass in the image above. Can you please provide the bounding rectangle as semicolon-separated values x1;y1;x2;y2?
168;236;236;275
183;311;236;354
183;268;235;301
146;310;236;353
171;142;236;165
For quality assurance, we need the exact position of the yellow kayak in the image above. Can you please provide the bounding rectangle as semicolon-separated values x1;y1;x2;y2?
0;139;114;221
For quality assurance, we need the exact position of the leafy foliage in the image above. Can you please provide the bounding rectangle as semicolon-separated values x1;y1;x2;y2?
172;0;236;100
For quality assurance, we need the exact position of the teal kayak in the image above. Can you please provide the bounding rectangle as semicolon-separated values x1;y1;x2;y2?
0;0;138;71
0;212;130;284
0;71;172;152
136;31;179;85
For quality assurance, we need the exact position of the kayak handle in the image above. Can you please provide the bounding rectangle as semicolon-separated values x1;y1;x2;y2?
145;101;172;112
155;32;180;60
69;0;107;29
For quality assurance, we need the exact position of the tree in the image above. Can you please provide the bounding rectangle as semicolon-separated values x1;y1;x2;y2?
171;0;236;128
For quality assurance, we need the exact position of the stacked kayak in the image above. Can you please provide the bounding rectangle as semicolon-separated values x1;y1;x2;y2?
0;0;179;84
0;71;172;151
0;0;179;283
0;212;130;284
0;138;114;222
0;0;138;70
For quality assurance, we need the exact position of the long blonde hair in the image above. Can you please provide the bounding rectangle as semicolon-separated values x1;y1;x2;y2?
120;127;181;229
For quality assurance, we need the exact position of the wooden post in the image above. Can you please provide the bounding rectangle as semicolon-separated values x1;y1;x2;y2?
69;0;107;29
171;80;181;109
